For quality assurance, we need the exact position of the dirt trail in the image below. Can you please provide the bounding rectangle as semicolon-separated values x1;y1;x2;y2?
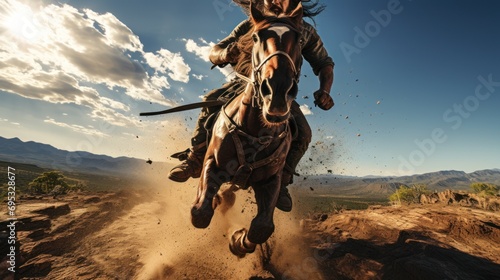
1;178;320;279
2;180;500;279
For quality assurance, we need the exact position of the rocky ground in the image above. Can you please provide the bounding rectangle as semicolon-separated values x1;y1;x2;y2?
305;204;500;280
1;188;499;280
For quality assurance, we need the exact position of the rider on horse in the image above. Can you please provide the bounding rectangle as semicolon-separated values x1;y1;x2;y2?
168;0;334;212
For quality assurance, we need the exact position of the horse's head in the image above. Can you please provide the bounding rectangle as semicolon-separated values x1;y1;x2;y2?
249;2;303;125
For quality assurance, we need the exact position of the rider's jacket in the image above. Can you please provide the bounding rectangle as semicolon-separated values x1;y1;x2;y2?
210;19;334;76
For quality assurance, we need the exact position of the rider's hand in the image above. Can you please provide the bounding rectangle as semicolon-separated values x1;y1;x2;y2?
222;42;240;64
314;89;334;110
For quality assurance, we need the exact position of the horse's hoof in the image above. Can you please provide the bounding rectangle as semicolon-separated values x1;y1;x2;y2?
229;228;255;258
190;202;214;229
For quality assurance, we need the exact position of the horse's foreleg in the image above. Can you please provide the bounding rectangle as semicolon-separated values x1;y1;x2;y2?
247;175;280;245
191;157;227;228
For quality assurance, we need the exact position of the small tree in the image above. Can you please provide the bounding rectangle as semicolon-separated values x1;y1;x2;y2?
470;182;498;197
389;184;430;204
28;171;70;194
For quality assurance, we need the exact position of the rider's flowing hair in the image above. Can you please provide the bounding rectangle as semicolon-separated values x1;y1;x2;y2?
232;0;325;24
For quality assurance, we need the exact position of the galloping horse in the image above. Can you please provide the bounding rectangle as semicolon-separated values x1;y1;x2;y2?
190;3;304;257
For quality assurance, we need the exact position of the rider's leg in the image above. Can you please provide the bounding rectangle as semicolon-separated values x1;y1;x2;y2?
168;80;243;182
276;101;312;212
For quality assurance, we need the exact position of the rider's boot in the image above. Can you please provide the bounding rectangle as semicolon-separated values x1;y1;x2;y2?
168;145;205;182
276;169;293;212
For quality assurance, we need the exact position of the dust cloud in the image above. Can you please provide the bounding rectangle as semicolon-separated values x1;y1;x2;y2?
119;114;328;279
115;167;325;279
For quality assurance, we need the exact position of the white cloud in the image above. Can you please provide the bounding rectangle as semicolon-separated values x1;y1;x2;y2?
0;0;190;130
183;38;235;81
217;65;236;81
44;117;109;137
192;74;205;80
300;104;313;115
84;9;143;52
144;49;190;83
199;37;209;45
184;38;212;62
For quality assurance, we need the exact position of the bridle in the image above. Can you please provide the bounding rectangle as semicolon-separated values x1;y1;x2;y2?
235;22;301;108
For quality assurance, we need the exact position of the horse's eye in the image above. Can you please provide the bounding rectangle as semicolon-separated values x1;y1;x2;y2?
252;33;259;43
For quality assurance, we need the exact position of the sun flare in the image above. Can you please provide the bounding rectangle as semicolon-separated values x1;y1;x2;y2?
1;0;41;42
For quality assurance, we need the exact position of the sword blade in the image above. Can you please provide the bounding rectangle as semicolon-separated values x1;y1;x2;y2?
139;100;225;116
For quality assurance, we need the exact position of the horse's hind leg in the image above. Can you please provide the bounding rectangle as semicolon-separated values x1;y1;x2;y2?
191;157;226;228
247;175;280;244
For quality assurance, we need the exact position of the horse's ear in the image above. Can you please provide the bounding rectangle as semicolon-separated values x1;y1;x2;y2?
288;2;303;26
250;1;265;24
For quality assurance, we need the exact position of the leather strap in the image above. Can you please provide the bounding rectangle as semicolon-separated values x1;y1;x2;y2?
140;100;225;116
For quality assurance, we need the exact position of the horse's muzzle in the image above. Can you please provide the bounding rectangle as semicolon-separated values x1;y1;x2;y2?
263;111;290;124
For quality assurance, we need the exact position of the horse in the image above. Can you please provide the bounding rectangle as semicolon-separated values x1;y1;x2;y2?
190;2;304;258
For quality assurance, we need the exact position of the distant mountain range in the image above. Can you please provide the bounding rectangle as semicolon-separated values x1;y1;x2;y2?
294;169;500;198
0;136;150;176
1;136;499;195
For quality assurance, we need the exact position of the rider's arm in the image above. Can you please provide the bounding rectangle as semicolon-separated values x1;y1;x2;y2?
302;22;335;110
301;22;334;94
209;20;252;66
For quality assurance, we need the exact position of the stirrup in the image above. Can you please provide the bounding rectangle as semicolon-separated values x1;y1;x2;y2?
168;151;204;182
170;148;190;161
171;142;207;161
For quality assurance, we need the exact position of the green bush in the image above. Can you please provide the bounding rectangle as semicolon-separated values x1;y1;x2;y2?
470;182;498;197
389;184;430;204
28;171;70;195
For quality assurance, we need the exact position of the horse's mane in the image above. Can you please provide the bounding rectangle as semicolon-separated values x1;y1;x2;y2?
233;21;255;79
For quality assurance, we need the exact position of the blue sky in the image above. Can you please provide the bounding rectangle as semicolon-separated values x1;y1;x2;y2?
0;0;499;176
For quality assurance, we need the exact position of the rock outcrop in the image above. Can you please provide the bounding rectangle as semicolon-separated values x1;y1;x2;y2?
420;190;500;211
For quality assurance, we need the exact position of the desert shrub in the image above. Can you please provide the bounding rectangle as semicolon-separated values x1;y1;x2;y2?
470;182;499;197
389;184;430;204
68;181;87;192
28;171;70;194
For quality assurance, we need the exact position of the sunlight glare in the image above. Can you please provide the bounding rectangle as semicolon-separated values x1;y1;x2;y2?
1;1;41;42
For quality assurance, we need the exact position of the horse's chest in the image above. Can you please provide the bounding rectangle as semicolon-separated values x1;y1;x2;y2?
219;135;289;180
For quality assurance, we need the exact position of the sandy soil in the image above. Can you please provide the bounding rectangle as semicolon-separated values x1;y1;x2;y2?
305;204;500;279
1;181;499;280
